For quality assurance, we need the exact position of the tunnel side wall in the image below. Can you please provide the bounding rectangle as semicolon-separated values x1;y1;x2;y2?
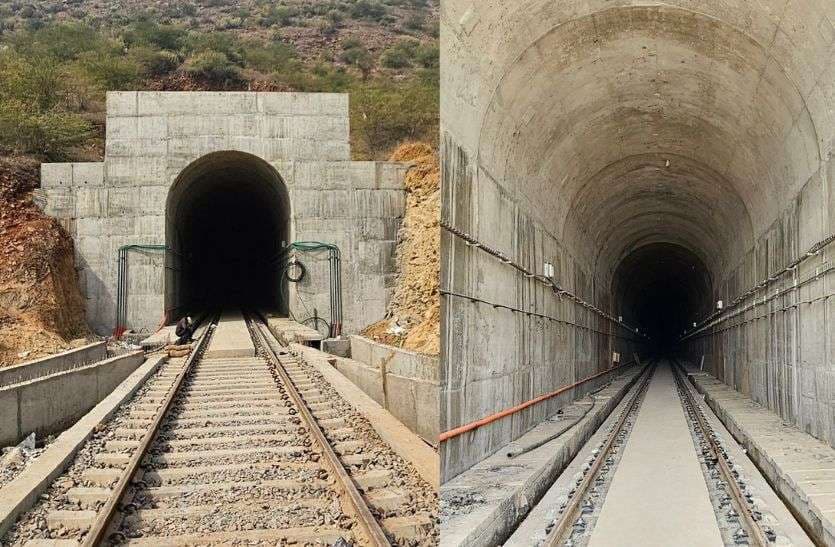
38;91;407;336
440;0;834;481
682;159;835;447
440;134;646;481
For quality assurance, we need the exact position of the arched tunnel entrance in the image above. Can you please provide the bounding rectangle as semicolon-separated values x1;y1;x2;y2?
165;151;290;319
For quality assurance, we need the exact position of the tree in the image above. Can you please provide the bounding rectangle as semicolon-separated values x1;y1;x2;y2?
341;41;374;80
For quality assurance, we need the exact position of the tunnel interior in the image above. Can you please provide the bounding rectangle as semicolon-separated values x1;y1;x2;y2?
464;3;824;355
166;151;290;319
612;243;712;354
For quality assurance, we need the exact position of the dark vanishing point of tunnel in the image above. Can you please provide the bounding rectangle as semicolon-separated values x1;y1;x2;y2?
612;243;712;355
165;151;290;319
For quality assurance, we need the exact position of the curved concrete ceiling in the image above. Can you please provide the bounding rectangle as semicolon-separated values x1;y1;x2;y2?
443;1;833;281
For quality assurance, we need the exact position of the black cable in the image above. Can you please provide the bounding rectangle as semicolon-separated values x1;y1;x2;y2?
506;381;612;459
285;260;306;283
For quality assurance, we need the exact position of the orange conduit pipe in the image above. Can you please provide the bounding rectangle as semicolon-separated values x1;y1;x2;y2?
438;361;638;443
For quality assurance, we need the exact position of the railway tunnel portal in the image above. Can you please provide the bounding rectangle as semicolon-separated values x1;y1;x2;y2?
39;91;410;338
165;151;291;317
441;1;834;480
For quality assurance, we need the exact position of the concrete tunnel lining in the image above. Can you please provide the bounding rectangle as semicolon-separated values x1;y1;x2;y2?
165;151;291;318
465;3;826;325
440;0;834;479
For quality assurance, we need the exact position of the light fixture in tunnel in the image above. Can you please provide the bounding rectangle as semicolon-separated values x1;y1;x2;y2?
717;300;724;310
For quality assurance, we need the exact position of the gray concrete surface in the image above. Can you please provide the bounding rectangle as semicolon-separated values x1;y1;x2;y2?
0;354;166;539
37;91;408;336
590;365;722;546
509;363;814;546
0;351;145;447
687;367;835;546
204;311;255;359
342;335;439;444
439;366;642;546
0;342;106;387
441;0;835;481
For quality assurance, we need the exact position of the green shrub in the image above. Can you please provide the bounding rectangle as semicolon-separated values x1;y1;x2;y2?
183;50;241;82
0;99;93;158
262;6;297;27
349;76;438;159
414;43;438;68
22;23;111;62
77;51;142;90
340;40;373;79
404;13;424;31
242;41;296;73
123;20;187;51
128;46;180;77
350;1;387;21
380;46;411;69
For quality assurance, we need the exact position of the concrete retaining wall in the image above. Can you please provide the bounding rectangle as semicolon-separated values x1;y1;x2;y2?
0;342;107;387
38;91;407;336
0;351;145;447
331;335;439;445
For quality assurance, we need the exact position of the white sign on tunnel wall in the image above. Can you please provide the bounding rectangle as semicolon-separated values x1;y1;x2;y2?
612;351;621;364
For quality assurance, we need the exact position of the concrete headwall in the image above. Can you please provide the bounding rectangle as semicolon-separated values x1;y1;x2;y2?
0;351;145;447
0;342;107;387
334;335;439;444
37;91;407;336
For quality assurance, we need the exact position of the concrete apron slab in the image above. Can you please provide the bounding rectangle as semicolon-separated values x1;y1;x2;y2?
686;368;835;546
439;365;645;547
0;354;167;538
204;311;255;359
289;343;439;489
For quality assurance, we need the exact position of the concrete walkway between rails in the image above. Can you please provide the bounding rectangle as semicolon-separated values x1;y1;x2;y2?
589;363;722;546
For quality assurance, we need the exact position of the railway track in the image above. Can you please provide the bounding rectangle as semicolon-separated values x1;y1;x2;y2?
511;358;789;546
538;363;655;546
3;312;436;546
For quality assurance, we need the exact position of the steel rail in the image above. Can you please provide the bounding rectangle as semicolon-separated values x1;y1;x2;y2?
671;360;770;546
81;314;218;547
247;315;391;547
543;363;654;546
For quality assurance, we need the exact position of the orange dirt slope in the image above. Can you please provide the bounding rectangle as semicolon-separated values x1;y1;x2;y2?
0;156;89;367
362;143;439;355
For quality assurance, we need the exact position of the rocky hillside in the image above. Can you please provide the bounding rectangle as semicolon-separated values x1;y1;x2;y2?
5;0;439;65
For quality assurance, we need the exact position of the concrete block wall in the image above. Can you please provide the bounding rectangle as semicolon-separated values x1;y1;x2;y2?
0;351;145;447
0;342;107;387
684;153;835;448
347;335;439;444
39;92;407;335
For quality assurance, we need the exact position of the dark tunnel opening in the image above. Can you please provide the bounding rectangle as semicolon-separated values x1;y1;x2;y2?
166;152;290;320
612;243;712;356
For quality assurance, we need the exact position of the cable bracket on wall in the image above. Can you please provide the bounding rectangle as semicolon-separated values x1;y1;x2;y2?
440;219;647;338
